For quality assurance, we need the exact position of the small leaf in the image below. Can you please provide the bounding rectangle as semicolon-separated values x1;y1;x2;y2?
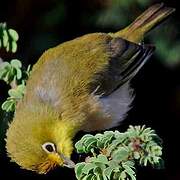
119;171;127;180
107;160;119;168
97;140;104;149
83;174;94;180
11;41;17;53
75;162;86;179
0;62;10;70
96;155;108;164
113;172;121;179
82;134;95;140
16;68;22;79
86;140;97;152
93;166;102;175
82;163;96;174
2;29;9;47
1;99;16;112
75;141;84;153
95;133;103;139
112;147;129;162
103;167;114;179
17;84;26;92
8;29;19;41
122;164;135;176
10;59;22;68
84;137;97;147
6;42;10;52
0;68;8;79
96;174;103;180
8;88;23;99
123;161;135;168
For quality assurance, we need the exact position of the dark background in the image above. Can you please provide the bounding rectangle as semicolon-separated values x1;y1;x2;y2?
0;0;180;179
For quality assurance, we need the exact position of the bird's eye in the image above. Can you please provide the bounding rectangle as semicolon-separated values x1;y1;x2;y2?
42;142;56;153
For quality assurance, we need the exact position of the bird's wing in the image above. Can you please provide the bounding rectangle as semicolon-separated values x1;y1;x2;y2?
86;37;155;130
89;37;155;97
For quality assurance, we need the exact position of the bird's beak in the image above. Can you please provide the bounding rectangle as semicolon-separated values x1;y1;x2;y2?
59;153;75;168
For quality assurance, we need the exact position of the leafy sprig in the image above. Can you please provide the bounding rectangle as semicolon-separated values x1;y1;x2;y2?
0;23;19;53
75;125;163;180
0;23;31;112
0;59;31;112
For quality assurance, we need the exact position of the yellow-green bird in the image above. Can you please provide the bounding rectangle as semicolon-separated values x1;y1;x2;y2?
6;3;175;174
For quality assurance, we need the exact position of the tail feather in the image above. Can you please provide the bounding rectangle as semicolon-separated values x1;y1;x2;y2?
115;3;175;43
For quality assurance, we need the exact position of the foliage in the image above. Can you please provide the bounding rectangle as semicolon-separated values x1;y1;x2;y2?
75;125;163;180
0;24;31;112
1;84;26;112
0;23;19;53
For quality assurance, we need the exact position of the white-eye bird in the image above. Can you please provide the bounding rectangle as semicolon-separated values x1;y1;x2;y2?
6;3;175;174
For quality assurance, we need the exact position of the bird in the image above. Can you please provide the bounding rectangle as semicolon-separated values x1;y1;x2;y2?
6;3;175;174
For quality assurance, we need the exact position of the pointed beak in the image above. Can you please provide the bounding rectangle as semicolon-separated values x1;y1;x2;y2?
60;154;75;168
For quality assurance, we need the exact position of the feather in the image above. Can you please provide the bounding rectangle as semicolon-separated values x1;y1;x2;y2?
99;82;134;128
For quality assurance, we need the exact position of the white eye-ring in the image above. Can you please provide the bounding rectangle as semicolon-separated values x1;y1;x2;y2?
42;142;56;153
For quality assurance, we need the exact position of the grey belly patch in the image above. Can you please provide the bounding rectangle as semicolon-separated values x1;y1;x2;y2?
99;82;134;128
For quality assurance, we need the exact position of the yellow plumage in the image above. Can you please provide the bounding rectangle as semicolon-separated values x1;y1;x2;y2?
6;3;174;174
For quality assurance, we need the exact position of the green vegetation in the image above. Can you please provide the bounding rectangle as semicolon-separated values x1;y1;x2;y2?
75;125;163;180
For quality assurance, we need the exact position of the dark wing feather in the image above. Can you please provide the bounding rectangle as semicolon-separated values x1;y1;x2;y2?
89;37;155;96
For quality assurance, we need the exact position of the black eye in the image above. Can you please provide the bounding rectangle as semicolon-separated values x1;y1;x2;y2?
42;142;56;153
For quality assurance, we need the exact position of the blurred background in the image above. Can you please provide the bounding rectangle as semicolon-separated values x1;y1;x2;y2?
0;0;179;179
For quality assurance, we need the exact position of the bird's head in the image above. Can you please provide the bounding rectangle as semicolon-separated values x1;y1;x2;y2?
6;105;77;174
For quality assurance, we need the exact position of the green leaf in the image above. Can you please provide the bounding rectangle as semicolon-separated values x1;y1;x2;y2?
96;155;108;164
96;174;103;180
97;140;104;149
93;166;102;175
123;161;135;168
75;162;86;179
75;141;84;153
112;147;129;162
16;68;22;79
8;29;19;41
82;163;96;174
84;137;97;146
11;41;17;53
122;164;135;176
95;133;103;139
119;171;127;180
17;84;26;92
86;140;97;152
83;174;94;180
91;175;97;180
1;99;16;112
6;42;10;52
93;162;106;170
113;172;121;179
8;89;22;99
10;59;22;68
2;29;9;47
107;160;119;169
0;62;10;69
0;68;8;79
103;167;114;179
82;134;95;140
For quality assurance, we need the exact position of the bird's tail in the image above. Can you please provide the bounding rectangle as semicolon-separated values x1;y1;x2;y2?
114;3;175;43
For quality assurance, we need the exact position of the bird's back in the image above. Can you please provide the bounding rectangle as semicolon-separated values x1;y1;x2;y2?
19;32;153;131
